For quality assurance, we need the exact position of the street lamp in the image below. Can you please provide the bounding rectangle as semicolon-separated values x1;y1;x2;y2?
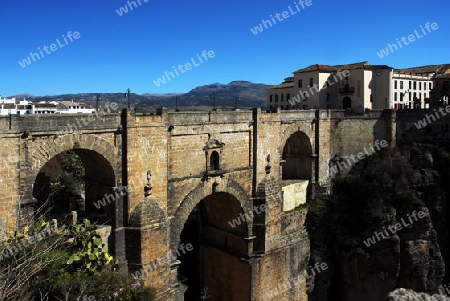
209;93;216;111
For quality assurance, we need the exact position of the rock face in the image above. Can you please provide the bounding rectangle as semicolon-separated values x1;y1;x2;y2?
387;288;450;300
307;145;450;301
332;208;445;301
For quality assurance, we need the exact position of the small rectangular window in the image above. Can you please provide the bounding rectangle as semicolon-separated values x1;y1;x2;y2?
409;81;412;89
309;78;313;87
400;81;404;89
275;95;278;102
326;93;330;101
298;79;303;88
281;94;284;102
394;80;397;89
413;81;417;89
394;93;397;101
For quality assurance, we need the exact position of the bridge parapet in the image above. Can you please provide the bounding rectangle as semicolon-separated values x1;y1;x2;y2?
0;113;122;134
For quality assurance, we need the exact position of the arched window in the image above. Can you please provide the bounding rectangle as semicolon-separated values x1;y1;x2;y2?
209;151;219;171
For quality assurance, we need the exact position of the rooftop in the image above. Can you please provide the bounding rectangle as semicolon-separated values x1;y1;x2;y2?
394;64;450;76
293;61;393;74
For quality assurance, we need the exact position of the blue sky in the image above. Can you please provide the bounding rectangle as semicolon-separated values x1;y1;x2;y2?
1;0;448;96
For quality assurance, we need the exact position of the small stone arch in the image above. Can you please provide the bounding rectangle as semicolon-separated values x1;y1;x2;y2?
278;123;314;163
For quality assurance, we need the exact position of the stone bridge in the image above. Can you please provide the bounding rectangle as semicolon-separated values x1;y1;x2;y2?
0;108;402;300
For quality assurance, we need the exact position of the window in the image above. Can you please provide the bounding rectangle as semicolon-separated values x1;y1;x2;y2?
370;94;373;102
394;93;397;101
298;79;303;88
400;93;404;102
413;81;417;89
400;81;403;89
395;80;397;89
409;92;412;101
209;151;219;171
275;95;278;102
281;94;284;102
287;93;290;101
409;81;412;89
429;82;432;90
303;93;308;101
270;95;273;102
419;82;422;90
309;78;313;87
326;92;330;101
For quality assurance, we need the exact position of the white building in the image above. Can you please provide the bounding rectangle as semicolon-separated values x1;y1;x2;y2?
58;100;95;114
392;73;432;109
33;101;59;114
0;96;33;115
391;65;450;109
0;97;95;115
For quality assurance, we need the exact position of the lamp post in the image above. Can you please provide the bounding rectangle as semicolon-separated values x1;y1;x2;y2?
96;93;101;111
125;88;131;109
175;95;180;112
235;96;241;110
209;93;216;111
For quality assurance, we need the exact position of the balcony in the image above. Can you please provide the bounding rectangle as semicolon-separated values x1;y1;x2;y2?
339;84;355;94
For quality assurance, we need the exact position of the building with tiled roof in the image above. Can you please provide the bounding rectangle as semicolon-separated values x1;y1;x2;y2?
268;62;450;111
268;62;393;112
393;64;450;109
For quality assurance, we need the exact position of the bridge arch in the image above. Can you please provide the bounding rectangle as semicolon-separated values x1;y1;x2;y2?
21;134;121;253
171;179;252;301
279;125;314;180
170;178;251;250
29;134;117;181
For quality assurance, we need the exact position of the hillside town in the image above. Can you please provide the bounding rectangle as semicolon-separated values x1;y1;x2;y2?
0;96;95;115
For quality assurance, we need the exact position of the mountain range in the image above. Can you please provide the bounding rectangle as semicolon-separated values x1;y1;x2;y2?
14;81;272;110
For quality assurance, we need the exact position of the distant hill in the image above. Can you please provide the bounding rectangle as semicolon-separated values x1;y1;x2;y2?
13;81;272;110
176;81;271;108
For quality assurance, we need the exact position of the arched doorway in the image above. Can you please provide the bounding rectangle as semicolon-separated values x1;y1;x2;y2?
32;148;116;253
177;192;251;301
343;96;352;109
282;131;312;180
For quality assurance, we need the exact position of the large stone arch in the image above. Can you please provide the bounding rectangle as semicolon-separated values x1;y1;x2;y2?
29;134;117;181
170;178;251;250
21;133;124;258
19;134;121;225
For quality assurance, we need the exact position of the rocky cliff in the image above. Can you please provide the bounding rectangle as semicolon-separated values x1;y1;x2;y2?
306;143;450;301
